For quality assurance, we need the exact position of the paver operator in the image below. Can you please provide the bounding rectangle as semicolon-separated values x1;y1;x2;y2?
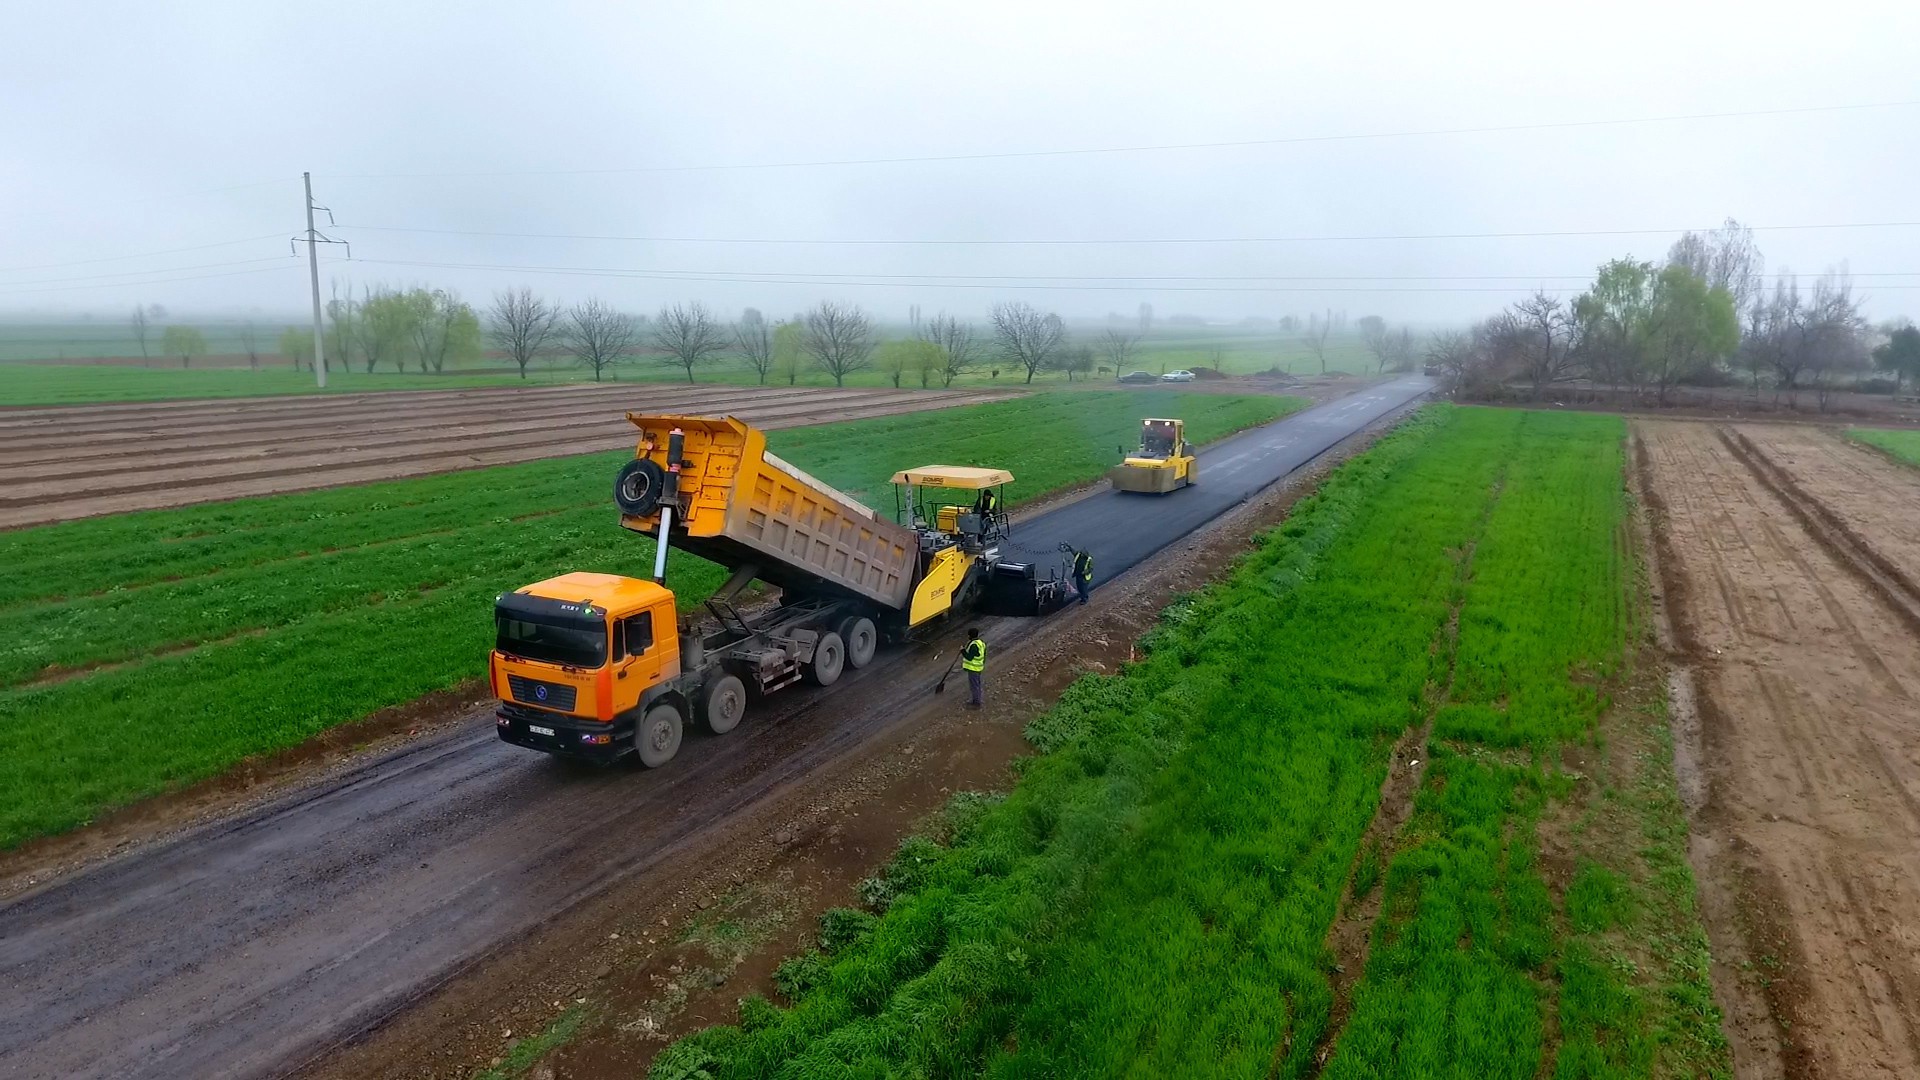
973;485;999;523
1073;548;1094;605
962;627;987;708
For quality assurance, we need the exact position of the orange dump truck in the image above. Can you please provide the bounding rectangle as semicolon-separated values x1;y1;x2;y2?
489;414;1071;767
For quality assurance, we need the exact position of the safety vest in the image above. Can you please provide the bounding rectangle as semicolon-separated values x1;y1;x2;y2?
962;638;986;672
978;490;998;515
1074;552;1094;580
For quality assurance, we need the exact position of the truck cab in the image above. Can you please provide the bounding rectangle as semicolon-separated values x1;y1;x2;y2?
491;572;681;762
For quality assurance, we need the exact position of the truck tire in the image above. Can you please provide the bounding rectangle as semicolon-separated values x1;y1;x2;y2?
634;702;683;767
804;631;845;687
613;459;667;517
702;674;747;735
839;617;878;669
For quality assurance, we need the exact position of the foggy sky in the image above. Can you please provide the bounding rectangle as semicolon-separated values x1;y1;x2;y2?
4;0;1916;325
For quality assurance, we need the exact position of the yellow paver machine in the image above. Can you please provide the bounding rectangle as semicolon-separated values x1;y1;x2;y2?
1108;417;1197;494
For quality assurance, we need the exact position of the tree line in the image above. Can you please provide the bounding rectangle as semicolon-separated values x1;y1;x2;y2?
1428;219;1917;410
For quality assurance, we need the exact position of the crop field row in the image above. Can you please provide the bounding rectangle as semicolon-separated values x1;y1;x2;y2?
0;383;1018;528
650;406;1728;1079
0;391;1300;848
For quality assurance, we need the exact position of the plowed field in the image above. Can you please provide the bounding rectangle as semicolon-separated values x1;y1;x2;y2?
0;384;1008;528
1637;419;1920;1079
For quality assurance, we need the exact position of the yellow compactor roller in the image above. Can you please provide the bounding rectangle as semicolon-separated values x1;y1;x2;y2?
1108;417;1197;494
489;414;1072;768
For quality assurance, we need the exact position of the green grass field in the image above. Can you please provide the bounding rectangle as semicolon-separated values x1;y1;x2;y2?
0;323;1383;405
1847;426;1920;467
650;406;1728;1079
0;391;1299;848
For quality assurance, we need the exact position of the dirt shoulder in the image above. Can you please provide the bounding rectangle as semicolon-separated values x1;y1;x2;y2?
1635;419;1920;1080
293;399;1427;1080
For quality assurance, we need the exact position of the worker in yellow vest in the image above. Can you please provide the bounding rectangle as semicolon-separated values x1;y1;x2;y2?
961;628;987;708
1073;549;1094;605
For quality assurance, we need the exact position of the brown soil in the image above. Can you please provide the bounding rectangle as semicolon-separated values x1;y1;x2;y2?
1635;419;1920;1079
1466;384;1920;428
0;384;1013;529
289;398;1424;1080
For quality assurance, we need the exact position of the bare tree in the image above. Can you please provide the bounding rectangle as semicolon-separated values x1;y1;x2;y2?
734;308;774;384
1299;309;1332;374
1425;330;1475;389
1384;327;1417;373
923;313;979;387
989;301;1067;384
1803;271;1870;411
1098;329;1140;379
1669;217;1765;314
489;288;561;380
130;306;152;362
1512;291;1575;399
1356;316;1391;373
240;321;260;370
1049;344;1096;381
565;298;639;382
652;301;728;383
803;301;876;386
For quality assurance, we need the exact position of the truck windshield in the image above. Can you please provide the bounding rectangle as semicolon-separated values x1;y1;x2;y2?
496;616;606;668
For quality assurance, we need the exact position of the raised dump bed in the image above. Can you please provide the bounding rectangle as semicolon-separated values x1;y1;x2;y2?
613;414;917;611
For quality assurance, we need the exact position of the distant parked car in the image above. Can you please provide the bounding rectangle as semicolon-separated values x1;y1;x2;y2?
1161;370;1196;383
1118;370;1158;384
1423;364;1442;377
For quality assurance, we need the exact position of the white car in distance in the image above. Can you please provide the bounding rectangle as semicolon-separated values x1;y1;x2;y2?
1160;369;1196;383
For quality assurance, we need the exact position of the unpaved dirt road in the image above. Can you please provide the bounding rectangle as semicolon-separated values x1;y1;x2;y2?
1638;420;1920;1079
0;378;1433;1080
0;384;1009;529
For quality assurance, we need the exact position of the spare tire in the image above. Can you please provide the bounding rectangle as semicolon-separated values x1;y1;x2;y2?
614;459;667;516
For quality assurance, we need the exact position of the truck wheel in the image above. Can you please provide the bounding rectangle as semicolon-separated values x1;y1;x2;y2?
804;631;845;687
634;703;683;767
702;674;747;735
840;617;878;669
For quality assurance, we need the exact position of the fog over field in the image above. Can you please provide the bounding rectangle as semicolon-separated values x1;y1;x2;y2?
3;0;1916;325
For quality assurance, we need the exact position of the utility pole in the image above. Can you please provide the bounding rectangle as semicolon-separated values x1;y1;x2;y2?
293;174;349;389
304;173;326;388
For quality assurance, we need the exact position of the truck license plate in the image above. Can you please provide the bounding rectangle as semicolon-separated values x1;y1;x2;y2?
530;724;555;737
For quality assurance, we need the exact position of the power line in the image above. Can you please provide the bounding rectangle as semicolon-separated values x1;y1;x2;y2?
329;99;1920;179
352;257;1920;294
0;234;288;274
334;219;1920;247
365;264;1920;284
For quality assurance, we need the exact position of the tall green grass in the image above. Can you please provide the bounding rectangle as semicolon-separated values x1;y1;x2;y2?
650;407;1728;1079
0;391;1298;847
